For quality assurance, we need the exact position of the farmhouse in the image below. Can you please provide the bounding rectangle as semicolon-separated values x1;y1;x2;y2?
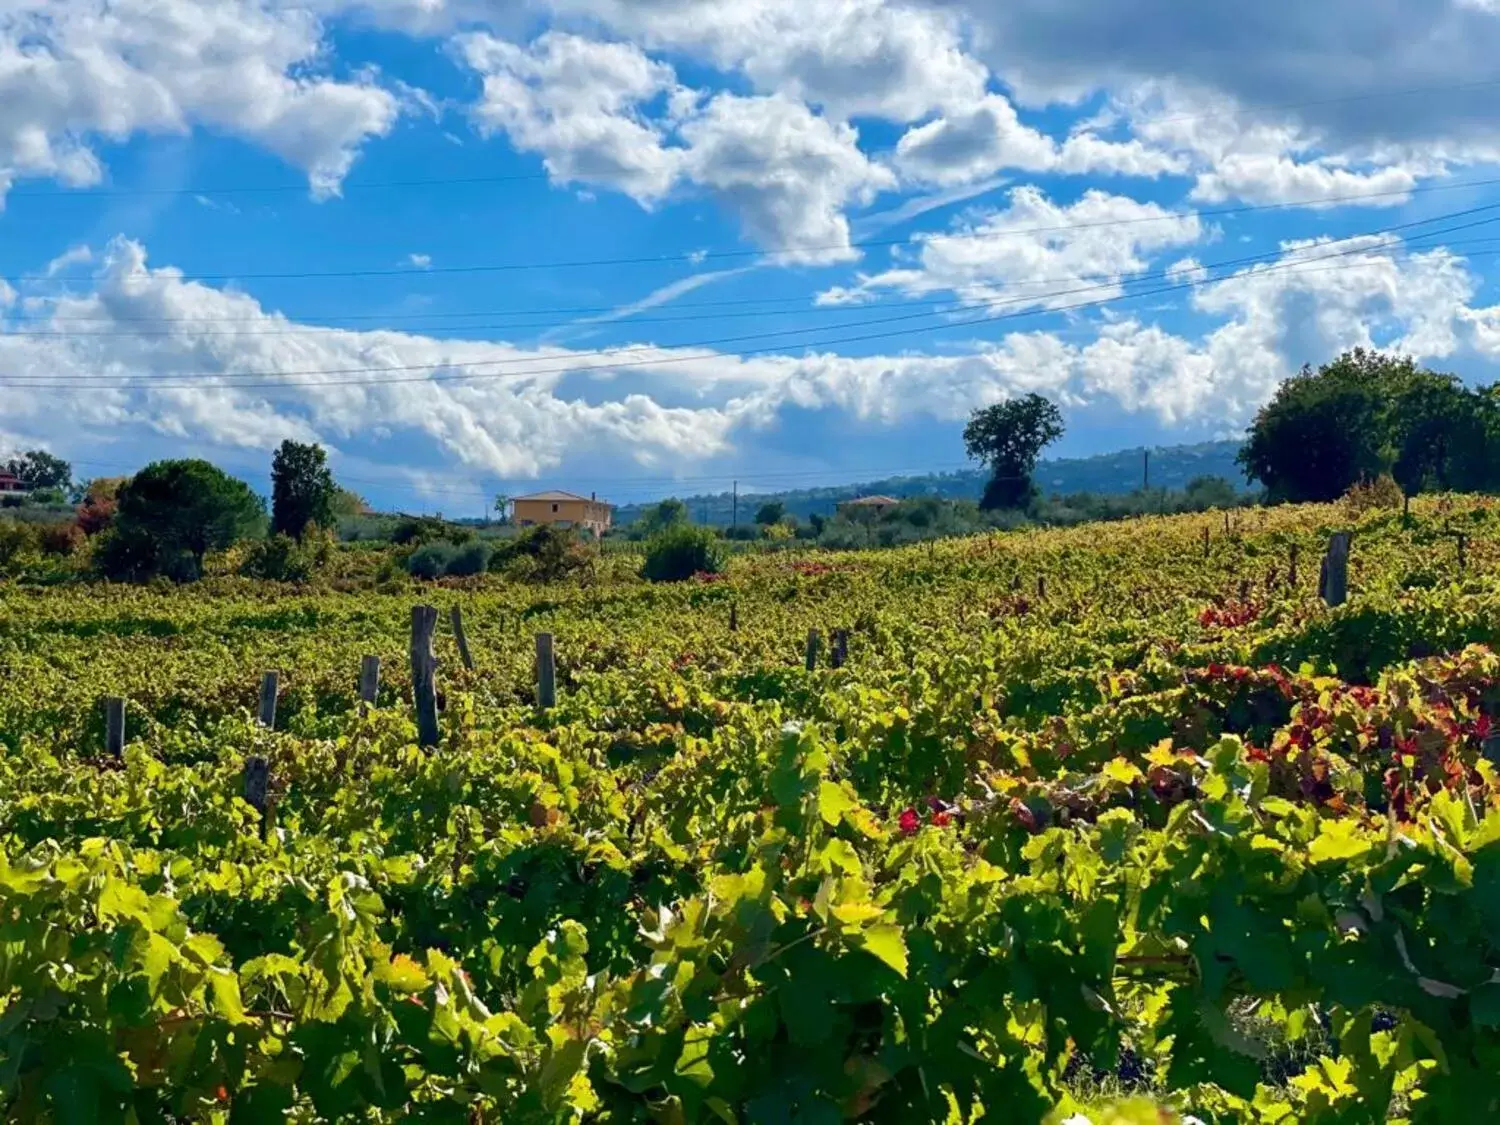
839;494;900;517
0;472;28;496
512;490;613;537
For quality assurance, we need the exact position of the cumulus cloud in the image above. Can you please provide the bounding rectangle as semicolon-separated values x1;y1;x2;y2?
820;186;1203;309
0;0;400;199
459;33;892;261
459;30;686;200
895;94;1185;186
545;0;988;122
7;232;1497;490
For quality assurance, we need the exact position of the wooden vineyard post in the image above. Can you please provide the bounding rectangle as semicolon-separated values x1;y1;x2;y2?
411;605;440;748
1238;578;1250;603
805;629;821;671
1224;510;1231;535
244;756;270;840
831;629;849;670
729;602;738;632
1037;575;1046;600
359;655;381;711
450;606;475;671
104;697;126;760
1320;532;1351;608
536;633;556;710
1458;532;1469;574
1202;526;1210;559
1289;543;1299;586
258;672;279;729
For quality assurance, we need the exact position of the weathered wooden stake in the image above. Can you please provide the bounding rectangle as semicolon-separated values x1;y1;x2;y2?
1224;510;1231;534
536;633;556;710
832;629;849;669
729;602;738;632
257;671;279;729
1238;578;1250;603
359;655;381;710
1320;532;1351;608
1037;575;1046;600
410;605;440;748
450;605;475;671
1202;526;1210;559
805;629;821;671
104;697;126;760
243;756;270;840
1403;493;1411;520
1290;543;1300;586
1458;533;1469;574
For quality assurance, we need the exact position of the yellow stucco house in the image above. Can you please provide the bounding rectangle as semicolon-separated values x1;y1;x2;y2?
512;490;613;537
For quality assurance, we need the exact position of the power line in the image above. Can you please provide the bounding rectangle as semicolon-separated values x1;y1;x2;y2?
5;201;1497;390
14;174;1500;285
0;248;1481;396
15;232;1500;343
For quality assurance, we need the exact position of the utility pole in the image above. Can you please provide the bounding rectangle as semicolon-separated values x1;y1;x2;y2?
1143;449;1150;492
732;481;738;531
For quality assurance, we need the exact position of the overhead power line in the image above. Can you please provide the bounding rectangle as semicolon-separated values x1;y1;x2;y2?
13;175;1500;285
3;217;1495;393
14;232;1500;342
3;199;1496;390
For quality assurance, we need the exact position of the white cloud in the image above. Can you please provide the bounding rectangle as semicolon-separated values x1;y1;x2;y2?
459;30;685;200
8;229;1493;484
545;0;988;122
45;246;94;277
894;93;1185;186
821;186;1203;308
408;253;433;268
0;0;400;199
677;93;895;264
458;34;893;261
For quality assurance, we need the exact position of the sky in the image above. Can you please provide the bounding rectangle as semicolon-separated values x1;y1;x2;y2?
6;1;1500;512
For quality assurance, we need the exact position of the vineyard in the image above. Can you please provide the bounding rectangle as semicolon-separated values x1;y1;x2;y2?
4;498;1500;1122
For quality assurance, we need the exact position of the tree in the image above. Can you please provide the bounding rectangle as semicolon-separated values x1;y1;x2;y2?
75;477;126;535
329;488;367;521
493;493;511;524
639;498;689;535
963;394;1065;510
271;440;336;540
4;450;71;491
754;500;786;526
106;460;265;581
1237;349;1473;503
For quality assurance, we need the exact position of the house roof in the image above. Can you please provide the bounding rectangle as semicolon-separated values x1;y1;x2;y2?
513;490;608;504
844;494;900;506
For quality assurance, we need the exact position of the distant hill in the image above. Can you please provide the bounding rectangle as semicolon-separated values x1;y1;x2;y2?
614;440;1249;527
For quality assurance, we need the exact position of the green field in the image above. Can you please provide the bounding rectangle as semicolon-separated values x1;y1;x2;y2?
2;498;1499;1122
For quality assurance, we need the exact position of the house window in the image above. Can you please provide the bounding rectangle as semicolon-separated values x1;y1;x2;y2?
551;503;559;513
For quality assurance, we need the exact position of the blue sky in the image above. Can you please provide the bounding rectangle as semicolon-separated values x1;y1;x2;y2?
6;0;1500;511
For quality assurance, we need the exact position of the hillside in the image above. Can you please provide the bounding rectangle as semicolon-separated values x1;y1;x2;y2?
614;439;1247;526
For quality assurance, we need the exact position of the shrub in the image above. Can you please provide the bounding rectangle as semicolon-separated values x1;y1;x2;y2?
0;522;40;570
1344;473;1404;514
492;525;590;583
76;477;124;535
446;540;493;577
642;524;725;583
39;522;86;557
407;541;459;579
393;516;473;547
240;532;331;582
